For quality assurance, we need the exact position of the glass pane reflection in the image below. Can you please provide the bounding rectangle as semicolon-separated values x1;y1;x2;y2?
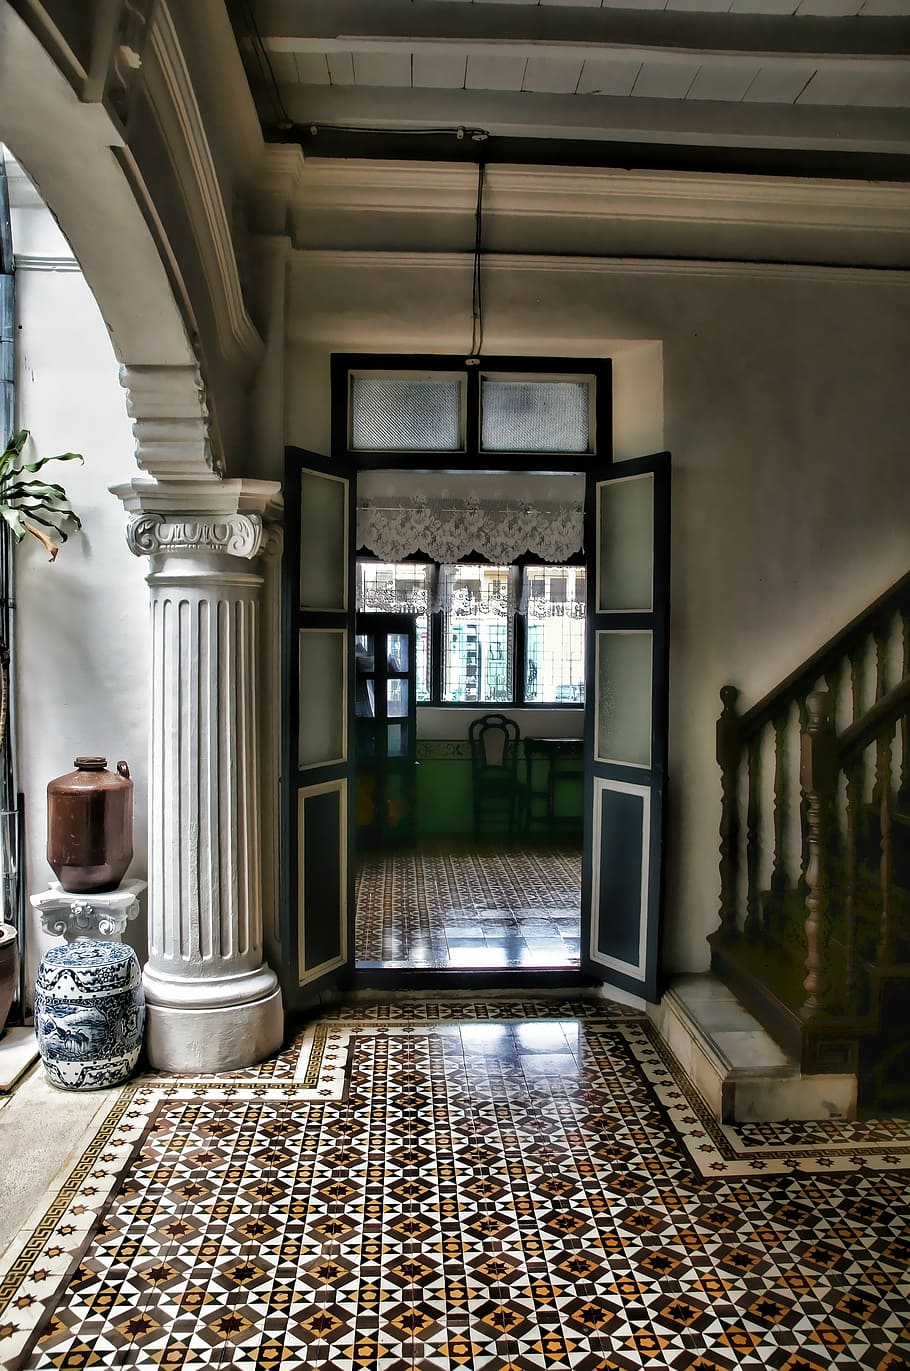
595;630;652;768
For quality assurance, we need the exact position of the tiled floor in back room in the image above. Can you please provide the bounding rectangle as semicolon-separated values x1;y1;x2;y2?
355;844;582;969
2;997;910;1370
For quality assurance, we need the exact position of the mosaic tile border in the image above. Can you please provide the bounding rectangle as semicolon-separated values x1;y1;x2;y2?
2;1000;909;1370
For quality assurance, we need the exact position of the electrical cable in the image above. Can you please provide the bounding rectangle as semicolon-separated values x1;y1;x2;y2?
241;1;293;130
467;160;485;364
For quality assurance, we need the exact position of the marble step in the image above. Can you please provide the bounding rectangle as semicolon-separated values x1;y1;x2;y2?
652;974;857;1123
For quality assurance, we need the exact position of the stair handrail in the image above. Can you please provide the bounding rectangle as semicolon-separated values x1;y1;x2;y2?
716;568;910;941
836;675;910;765
801;674;910;1013
738;570;910;738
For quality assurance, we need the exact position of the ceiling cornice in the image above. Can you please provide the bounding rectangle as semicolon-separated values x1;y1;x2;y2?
288;248;910;287
279;159;910;237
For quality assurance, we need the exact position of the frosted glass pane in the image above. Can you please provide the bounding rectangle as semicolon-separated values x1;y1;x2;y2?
482;380;590;453
595;631;652;768
299;631;346;767
351;378;462;450
597;474;653;613
300;471;347;611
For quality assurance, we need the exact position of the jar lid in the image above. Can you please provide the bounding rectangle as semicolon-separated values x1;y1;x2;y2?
74;756;107;770
36;938;141;995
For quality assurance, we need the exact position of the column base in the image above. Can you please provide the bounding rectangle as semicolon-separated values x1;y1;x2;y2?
144;985;284;1073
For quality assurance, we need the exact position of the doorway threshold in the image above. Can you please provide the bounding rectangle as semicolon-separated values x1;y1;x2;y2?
353;967;596;992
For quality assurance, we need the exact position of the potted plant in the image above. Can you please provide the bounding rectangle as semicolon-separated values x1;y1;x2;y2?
0;428;82;1034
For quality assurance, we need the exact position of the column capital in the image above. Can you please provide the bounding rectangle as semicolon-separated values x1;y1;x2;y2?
111;476;282;561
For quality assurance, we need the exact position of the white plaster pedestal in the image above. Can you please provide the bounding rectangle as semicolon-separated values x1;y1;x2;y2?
114;478;284;1074
30;879;146;942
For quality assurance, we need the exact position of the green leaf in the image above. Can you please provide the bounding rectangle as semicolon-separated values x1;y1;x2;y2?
4;431;28;459
24;512;69;542
21;452;83;474
3;482;71;506
0;431;82;557
0;504;26;541
1;479;67;500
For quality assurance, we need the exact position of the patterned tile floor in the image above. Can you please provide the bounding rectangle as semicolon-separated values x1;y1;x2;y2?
2;998;909;1371
355;845;582;969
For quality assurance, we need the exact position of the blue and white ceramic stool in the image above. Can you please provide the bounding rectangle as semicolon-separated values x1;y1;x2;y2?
34;938;145;1090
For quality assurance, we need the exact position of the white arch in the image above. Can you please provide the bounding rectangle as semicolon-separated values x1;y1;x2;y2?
0;2;214;477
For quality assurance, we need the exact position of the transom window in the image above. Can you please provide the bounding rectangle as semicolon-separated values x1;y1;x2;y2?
333;354;609;470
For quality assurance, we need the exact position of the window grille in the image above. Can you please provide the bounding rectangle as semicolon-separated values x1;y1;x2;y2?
356;562;433;701
522;565;586;704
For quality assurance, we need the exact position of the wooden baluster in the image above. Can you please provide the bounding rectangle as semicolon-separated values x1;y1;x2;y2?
874;624;889;702
823;666;844;860
716;686;741;937
900;611;910;808
877;730;895;966
842;761;860;1009
872;627;889;805
800;691;836;1017
849;643;864;724
797;697;810;892
823;665;840;735
745;733;761;942
770;713;788;898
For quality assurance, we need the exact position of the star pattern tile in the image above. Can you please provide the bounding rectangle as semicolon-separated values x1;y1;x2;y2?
355;844;582;968
0;999;908;1371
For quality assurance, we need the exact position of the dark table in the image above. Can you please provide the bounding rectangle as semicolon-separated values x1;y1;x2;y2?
524;737;584;837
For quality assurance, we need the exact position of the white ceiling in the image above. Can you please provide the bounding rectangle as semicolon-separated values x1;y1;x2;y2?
234;0;910;174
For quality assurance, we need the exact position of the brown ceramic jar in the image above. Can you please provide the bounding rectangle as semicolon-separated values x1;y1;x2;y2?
47;757;133;894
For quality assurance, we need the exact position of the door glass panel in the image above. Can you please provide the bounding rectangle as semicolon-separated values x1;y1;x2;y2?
595;630;652;768
597;473;654;613
387;633;409;673
355;635;375;717
387;680;408;718
300;470;347;610
388;722;407;756
299;630;347;767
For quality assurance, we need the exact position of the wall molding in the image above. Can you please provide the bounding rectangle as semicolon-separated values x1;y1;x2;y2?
13;254;80;273
286;159;910;238
146;1;263;374
290;249;910;288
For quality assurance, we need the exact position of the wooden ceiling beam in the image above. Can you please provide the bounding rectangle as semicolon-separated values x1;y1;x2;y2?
249;0;910;60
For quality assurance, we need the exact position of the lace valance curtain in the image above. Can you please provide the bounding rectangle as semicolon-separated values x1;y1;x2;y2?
356;496;583;565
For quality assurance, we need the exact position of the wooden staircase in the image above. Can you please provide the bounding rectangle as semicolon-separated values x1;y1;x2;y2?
709;571;910;1113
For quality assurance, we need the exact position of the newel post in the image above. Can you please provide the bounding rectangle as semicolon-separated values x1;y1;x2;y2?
717;686;741;937
800;691;837;1017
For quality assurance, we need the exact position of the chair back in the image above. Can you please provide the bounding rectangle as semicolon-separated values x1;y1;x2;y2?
469;713;520;773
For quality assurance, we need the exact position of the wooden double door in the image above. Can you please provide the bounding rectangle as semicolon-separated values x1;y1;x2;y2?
281;451;669;1004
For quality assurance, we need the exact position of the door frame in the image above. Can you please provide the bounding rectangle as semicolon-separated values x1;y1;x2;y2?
283;352;670;993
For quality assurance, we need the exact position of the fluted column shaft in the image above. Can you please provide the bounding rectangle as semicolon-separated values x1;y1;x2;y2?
115;482;283;1071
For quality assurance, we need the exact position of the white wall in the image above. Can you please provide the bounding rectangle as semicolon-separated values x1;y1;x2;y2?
11;196;150;989
280;250;910;972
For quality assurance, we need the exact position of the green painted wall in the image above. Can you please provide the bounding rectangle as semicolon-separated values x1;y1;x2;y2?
414;742;583;839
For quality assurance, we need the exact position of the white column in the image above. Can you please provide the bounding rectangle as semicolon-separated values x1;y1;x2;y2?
115;479;283;1072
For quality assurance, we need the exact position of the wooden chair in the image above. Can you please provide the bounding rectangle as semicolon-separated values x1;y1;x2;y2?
468;713;525;840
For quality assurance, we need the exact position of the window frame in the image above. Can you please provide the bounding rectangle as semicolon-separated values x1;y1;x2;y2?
356;552;587;710
331;353;611;472
336;352;611;708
